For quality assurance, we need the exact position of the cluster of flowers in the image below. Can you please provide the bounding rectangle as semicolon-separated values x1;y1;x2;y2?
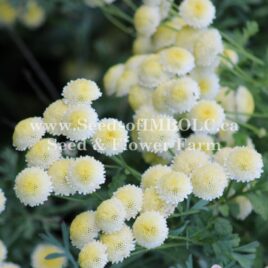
70;142;263;267
12;78;129;207
0;0;45;29
0;240;20;268
104;0;255;156
7;0;264;267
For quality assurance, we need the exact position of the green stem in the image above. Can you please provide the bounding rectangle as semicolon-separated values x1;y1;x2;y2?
221;32;264;65
123;0;137;10
169;210;200;218
111;155;141;181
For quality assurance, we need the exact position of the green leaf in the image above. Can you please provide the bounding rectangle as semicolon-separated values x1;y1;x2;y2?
232;252;256;268
235;242;259;254
247;192;268;220
185;255;193;268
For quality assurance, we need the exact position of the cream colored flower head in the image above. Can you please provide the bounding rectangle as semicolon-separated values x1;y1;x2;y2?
191;162;228;200
133;211;168;249
159;47;195;76
13;117;46;151
26;138;62;169
175;26;203;53
0;188;7;214
70;211;99;249
225;147;263;182
133;36;152;55
125;55;147;70
62;78;102;105
185;133;215;155
48;158;75;196
172;149;210;176
19;0;45;29
92;118;129;156
0;1;16;25
43;99;68;136
164;77;200;114
141;164;171;189
0;240;7;263
113;185;143;220
128;85;153;111
68;156;105;194
78;241;108;268
214;147;233;166
152;22;177;51
194;29;223;66
134;5;160;36
0;262;21;268
138;114;178;153
31;244;67;268
233;196;253;220
103;64;125;96
235;86;255;122
189;100;225;134
190;68;220;99
100;225;135;264
179;0;215;28
138;54;168;88
222;49;239;68
63;104;98;141
156;170;192;204
142;187;176;218
96;197;126;234
116;69;137;97
15;167;52;207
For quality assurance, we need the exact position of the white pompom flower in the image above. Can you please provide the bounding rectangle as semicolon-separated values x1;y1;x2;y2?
100;225;135;264
96;197;126;234
43;99;68;136
172;149;210;176
70;211;99;249
116;69;138;97
185;133;215;155
26;138;62;169
159;47;195;76
0;188;6;214
194;29;223;66
128;85;153;111
113;185;143;220
141;164;172;189
62;78;102;105
31;244;67;268
189;100;225;134
78;241;108;268
48;158;75;196
138;114;179;153
166;77;200;114
103;64;125;96
214;147;233;166
134;5;160;36
225;147;263;182
190;68;220;99
0;240;7;263
142;187;176;218
68;156;105;195
222;48;239;68
91;118;129;156
63;104;98;141
191;162;228;201
233;196;253;220
13;117;46;151
138;54;168;88
133;36;152;55
133;211;168;249
14;167;52;207
175;26;204;53
156;170;193;204
179;0;215;28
